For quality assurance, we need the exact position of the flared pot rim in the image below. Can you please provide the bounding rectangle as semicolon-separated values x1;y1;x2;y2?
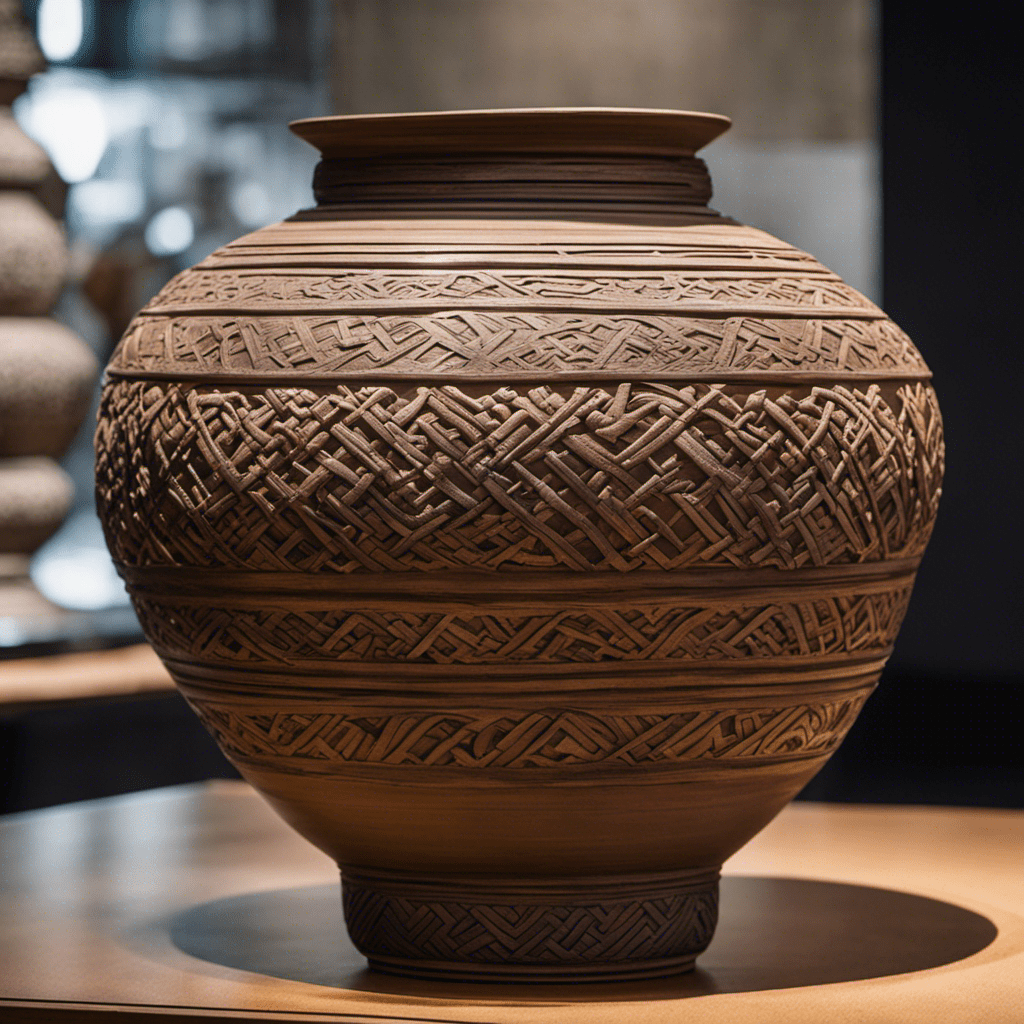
289;107;732;161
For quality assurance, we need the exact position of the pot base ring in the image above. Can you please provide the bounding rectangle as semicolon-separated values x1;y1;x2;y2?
342;865;720;983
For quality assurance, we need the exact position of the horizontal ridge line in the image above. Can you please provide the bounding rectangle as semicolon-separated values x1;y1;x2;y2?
136;304;885;319
104;368;931;384
118;559;920;593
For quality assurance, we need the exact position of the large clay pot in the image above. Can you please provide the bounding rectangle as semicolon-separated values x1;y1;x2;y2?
95;109;943;982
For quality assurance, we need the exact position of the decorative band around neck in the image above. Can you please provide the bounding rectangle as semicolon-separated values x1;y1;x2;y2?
308;154;715;215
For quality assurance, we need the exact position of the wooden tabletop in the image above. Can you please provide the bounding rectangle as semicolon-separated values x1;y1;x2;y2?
0;644;173;709
1;782;1022;1023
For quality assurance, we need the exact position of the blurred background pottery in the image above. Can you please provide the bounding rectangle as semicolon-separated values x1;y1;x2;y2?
95;108;943;981
0;0;97;639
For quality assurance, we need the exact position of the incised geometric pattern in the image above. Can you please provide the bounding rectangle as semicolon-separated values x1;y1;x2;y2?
96;379;943;573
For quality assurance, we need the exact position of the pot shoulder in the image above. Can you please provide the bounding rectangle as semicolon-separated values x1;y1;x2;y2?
105;218;928;383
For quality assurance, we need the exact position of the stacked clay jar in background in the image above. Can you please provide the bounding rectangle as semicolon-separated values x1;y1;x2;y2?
0;0;97;635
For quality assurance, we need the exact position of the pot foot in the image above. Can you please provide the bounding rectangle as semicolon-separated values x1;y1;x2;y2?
342;865;720;983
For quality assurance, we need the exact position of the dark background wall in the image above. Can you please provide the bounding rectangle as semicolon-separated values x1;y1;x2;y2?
802;0;1024;805
880;2;1022;679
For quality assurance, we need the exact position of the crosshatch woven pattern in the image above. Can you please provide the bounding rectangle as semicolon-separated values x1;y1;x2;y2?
135;586;913;665
342;876;719;969
110;312;925;376
184;697;868;769
96;380;942;574
143;268;876;311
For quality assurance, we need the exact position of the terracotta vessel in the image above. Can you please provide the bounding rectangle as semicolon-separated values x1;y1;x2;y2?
96;109;943;982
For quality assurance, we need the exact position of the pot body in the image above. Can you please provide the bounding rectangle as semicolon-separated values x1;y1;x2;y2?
95;110;943;981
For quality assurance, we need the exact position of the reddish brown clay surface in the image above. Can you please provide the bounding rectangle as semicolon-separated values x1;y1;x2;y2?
95;109;943;982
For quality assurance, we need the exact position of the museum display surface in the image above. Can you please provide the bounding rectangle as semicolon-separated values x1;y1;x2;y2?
1;782;1020;1023
94;108;944;981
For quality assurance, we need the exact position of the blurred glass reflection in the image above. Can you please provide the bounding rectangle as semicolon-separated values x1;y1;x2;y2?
36;0;85;63
10;0;328;634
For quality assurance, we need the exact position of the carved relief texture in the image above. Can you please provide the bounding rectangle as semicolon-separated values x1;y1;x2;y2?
343;877;719;971
93;121;946;984
185;697;866;769
143;268;876;311
110;312;925;377
202;240;836;271
136;587;912;666
97;379;943;574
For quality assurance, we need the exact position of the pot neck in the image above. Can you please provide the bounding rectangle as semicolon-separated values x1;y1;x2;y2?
288;108;731;225
299;152;720;223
